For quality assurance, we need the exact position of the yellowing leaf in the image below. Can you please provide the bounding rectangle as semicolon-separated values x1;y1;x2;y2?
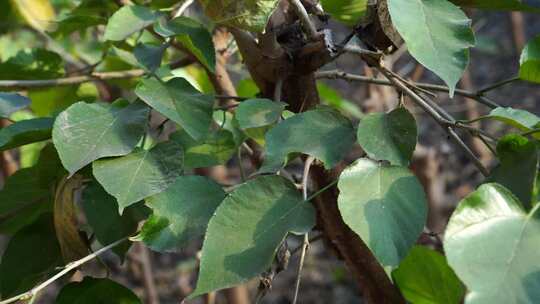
11;0;56;32
54;175;88;263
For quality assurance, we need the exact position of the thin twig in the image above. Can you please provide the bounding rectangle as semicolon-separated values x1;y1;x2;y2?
289;0;320;41
173;0;195;18
292;156;315;304
0;58;194;90
0;237;129;304
477;76;520;95
316;70;500;108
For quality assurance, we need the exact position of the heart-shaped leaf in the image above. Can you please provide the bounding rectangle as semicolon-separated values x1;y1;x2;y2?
260;108;356;173
104;5;161;41
135;77;214;140
445;183;540;304
387;0;475;95
338;158;427;267
191;175;316;297
357;107;417;166
52;100;149;175
92;141;184;213
136;175;226;252
154;17;215;72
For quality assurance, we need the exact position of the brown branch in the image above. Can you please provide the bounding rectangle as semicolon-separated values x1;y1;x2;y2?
0;58;194;90
316;70;500;109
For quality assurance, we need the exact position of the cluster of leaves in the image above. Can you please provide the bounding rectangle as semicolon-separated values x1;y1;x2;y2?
0;0;540;303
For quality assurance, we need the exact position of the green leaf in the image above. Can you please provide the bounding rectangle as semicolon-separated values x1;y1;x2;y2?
0;49;63;80
82;182;148;258
0;214;62;298
134;43;167;73
520;36;540;83
357;107;417;166
387;0;475;96
52;100;149;175
192;175;316;296
338;158;427;267
199;0;280;32
450;0;540;12
234;98;286;130
104;5;161;41
135;77;214;140
92;140;184;213
170;129;236;169
0;93;30;118
317;83;364;119
55;277;141;304
0;118;53;151
154;17;216;72
53;15;106;37
444;183;540;304
260;108;356;173
29;85;80;117
488;134;539;210
213;110;246;146
136;175;225;252
473;107;540;136
393;246;465;304
320;0;368;26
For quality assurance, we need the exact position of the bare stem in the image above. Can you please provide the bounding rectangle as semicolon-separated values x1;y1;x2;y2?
292;156;315;304
316;70;500;109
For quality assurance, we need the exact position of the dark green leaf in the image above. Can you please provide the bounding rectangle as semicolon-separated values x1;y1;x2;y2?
260;108;356;173
488;134;539;210
170;129;236;169
0;93;30;118
82;182;148;258
393;246;465;304
520;36;540;83
52;100;149;175
357;107;417;166
53;15;106;37
154;17;215;72
387;0;475;95
0;214;62;298
444;183;540;304
135;77;214;140
0;49;63;80
134;43;167;72
338;158;427;267
104;5;161;41
192;175;316;297
55;277;141;304
0;118;54;151
234;98;286;130
92;140;184;213
136;175;226;252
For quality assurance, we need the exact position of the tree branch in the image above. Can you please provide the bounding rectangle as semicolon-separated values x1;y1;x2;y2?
316;70;501;109
288;0;320;41
0;58;194;90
